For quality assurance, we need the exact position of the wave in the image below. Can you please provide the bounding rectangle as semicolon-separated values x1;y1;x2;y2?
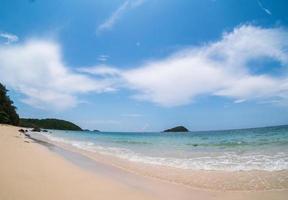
44;134;288;171
112;140;152;145
185;140;288;148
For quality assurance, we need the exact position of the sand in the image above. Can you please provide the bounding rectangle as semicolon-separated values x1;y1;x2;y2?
0;124;287;200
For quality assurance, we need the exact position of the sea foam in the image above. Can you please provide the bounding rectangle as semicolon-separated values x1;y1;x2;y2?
44;131;288;171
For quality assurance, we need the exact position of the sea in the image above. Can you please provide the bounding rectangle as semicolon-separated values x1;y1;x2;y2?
40;125;288;172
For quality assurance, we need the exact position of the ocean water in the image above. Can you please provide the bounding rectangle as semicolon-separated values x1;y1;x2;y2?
42;125;288;171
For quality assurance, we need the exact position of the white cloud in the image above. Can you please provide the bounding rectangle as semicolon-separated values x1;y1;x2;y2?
119;25;288;106
234;99;246;104
121;113;143;117
0;40;115;110
78;65;121;77
0;32;19;44
97;0;146;33
1;25;288;110
97;54;109;62
257;0;272;15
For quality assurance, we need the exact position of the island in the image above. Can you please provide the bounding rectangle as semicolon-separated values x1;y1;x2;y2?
19;118;82;131
163;126;189;132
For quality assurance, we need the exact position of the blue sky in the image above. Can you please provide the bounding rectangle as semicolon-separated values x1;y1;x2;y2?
0;0;288;131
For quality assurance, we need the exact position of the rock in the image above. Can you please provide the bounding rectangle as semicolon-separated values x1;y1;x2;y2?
93;130;100;132
163;126;189;132
18;129;25;133
42;129;48;132
31;127;41;132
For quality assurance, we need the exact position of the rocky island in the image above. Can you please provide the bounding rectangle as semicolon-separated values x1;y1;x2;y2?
163;126;189;132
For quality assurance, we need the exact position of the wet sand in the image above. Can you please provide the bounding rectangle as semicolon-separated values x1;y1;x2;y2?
37;132;288;192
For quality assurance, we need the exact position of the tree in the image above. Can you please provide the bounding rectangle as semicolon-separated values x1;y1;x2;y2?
0;83;20;125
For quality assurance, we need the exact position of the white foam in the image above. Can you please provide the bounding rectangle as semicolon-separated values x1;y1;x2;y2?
44;134;288;171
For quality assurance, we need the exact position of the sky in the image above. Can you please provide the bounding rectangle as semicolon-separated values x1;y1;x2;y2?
0;0;288;132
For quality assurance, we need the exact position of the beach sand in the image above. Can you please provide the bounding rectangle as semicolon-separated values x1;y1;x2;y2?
0;124;287;200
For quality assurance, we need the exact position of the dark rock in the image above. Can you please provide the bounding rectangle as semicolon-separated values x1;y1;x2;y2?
93;130;100;132
42;129;48;132
31;127;41;132
18;129;25;133
163;126;189;133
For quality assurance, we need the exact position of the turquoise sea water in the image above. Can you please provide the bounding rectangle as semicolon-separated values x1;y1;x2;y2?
43;125;288;171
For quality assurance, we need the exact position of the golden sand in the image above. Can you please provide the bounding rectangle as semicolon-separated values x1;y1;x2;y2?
0;124;287;200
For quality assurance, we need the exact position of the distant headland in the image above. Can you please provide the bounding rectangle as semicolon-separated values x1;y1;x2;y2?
19;118;82;131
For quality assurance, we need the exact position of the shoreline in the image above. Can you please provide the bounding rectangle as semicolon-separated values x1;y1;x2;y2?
1;125;288;200
33;131;288;192
0;125;159;200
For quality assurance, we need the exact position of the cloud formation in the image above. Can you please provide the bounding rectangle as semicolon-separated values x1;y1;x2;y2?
0;40;114;110
120;25;288;106
0;32;19;44
1;25;288;111
78;65;121;77
257;0;272;15
97;54;109;62
97;0;146;33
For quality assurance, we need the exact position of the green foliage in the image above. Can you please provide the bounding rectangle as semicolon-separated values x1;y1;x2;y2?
20;118;82;131
0;82;80;130
0;83;20;125
0;111;10;123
